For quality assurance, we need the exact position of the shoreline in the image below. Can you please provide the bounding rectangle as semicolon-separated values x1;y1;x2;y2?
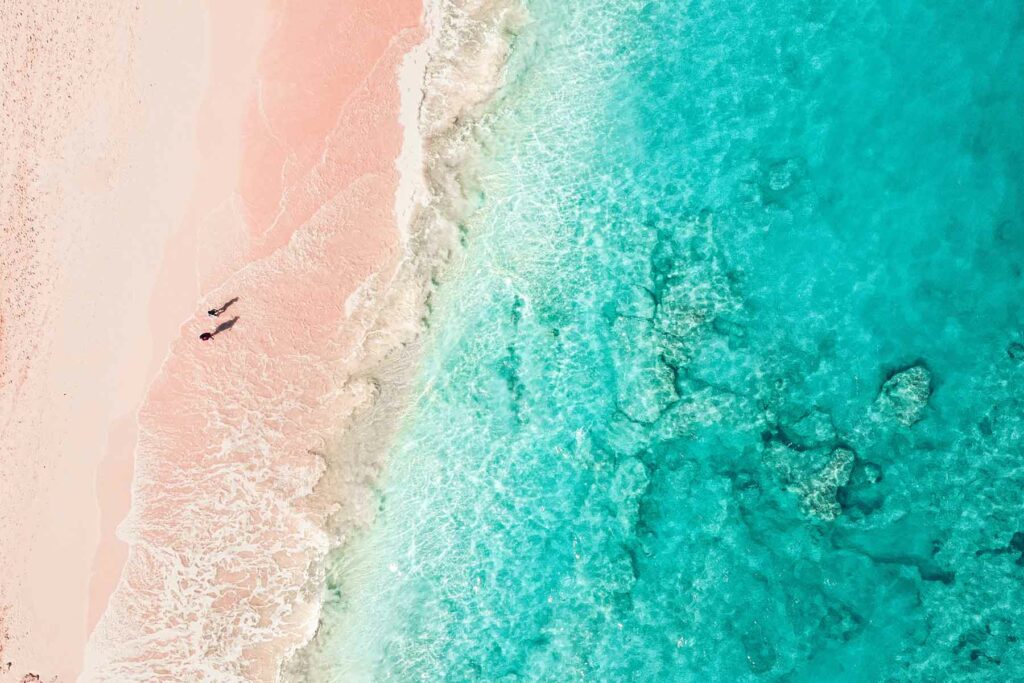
82;1;429;679
283;0;529;676
2;0;521;679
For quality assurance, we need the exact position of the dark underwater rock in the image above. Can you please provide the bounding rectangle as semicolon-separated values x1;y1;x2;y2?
975;531;1024;565
833;512;955;584
836;459;885;518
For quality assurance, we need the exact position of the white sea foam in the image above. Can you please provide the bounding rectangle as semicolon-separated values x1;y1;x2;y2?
281;0;528;680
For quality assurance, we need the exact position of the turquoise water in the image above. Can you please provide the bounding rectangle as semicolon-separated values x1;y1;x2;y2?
319;0;1024;679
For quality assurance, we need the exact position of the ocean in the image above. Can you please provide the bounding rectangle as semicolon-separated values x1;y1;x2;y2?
311;0;1024;679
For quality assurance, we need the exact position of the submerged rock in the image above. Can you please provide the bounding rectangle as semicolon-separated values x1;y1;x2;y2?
876;364;932;426
764;444;855;521
797;447;855;521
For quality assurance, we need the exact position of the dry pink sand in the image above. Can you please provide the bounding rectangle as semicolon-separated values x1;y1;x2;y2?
2;2;208;680
1;0;425;680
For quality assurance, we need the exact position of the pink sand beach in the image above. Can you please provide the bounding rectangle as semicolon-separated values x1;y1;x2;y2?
1;0;425;679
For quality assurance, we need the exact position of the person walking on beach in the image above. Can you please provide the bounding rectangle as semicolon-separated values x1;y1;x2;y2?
208;297;239;317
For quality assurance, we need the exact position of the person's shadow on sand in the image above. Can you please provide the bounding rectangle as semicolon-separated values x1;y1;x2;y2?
200;316;239;341
214;316;239;335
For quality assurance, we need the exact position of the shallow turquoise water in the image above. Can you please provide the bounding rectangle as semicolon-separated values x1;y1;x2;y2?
320;0;1024;679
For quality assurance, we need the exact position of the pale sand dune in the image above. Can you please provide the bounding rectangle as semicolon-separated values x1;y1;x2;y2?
1;0;424;680
1;2;208;680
